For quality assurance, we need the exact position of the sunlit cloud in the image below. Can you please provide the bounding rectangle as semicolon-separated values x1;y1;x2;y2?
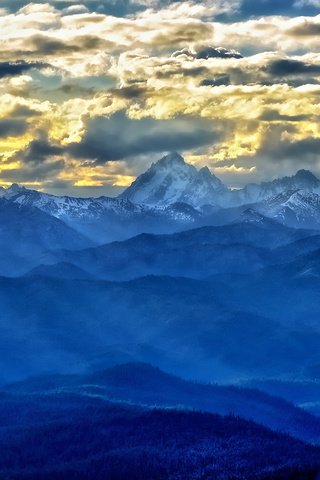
0;2;319;192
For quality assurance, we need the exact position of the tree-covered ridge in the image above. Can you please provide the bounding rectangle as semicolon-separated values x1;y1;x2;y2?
0;393;318;480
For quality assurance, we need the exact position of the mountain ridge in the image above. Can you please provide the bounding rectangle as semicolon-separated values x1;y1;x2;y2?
4;361;320;444
2;153;320;238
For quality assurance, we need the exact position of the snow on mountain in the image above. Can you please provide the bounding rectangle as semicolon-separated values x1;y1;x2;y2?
120;154;320;212
2;153;320;234
0;180;202;243
0;184;145;220
234;169;320;205
257;190;320;229
119;152;228;208
0;179;201;222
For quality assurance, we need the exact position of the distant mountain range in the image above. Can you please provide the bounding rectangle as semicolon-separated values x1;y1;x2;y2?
2;153;320;245
37;216;315;281
2;219;320;387
1;151;320;479
120;152;320;209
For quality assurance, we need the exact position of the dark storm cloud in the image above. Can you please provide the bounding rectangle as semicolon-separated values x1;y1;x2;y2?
261;134;320;177
0;119;28;137
0;61;48;78
10;105;42;118
266;59;320;76
11;135;66;181
18;136;64;164
0;160;65;182
24;34;110;57
68;111;219;163
109;86;147;99
27;35;77;56
56;84;96;97
233;124;320;182
271;137;320;159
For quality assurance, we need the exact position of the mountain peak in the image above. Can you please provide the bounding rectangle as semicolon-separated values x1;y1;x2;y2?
240;208;270;225
120;153;227;207
294;169;319;183
199;166;211;176
153;152;185;169
8;183;24;192
1;183;26;198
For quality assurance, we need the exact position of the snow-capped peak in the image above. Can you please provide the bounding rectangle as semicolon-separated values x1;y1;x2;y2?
234;169;320;205
153;152;185;168
257;189;320;229
0;183;26;198
119;152;227;208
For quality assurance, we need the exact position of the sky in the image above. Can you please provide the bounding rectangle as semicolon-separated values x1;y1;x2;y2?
0;0;319;196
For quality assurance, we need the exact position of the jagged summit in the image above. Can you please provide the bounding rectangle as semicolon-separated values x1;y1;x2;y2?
293;169;320;185
0;183;25;197
154;151;185;167
258;189;320;229
236;168;320;205
2;158;320;232
119;152;227;208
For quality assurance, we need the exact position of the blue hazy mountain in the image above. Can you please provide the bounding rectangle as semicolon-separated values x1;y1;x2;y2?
4;362;320;444
36;215;315;281
241;378;320;417
0;198;91;276
0;274;320;388
1;155;320;479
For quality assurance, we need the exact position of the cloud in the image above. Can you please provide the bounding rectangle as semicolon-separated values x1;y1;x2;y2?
68;111;219;163
0;61;48;78
259;110;309;122
0;0;240;21
19;135;65;164
287;18;320;36
0;1;319;191
171;46;243;60
196;46;243;60
266;58;320;76
200;75;230;86
8;133;66;182
0;119;28;137
230;124;320;181
0;159;65;182
9;105;42;118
